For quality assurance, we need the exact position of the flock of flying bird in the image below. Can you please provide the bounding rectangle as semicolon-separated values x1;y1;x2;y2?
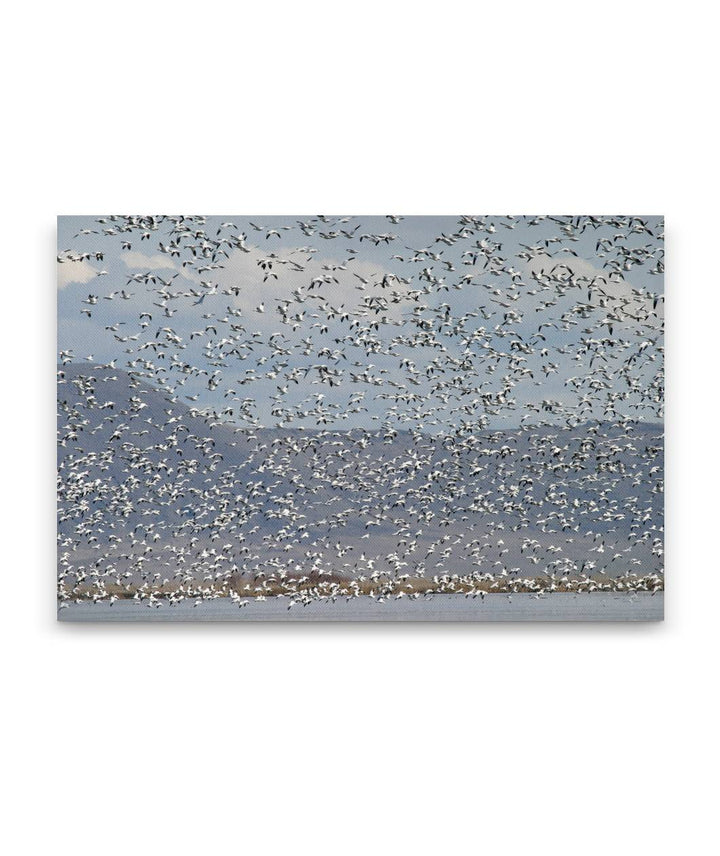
57;215;664;610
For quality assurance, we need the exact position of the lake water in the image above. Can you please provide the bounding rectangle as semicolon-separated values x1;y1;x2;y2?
58;592;663;622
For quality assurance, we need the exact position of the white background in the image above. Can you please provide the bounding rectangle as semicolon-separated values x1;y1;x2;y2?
2;2;717;854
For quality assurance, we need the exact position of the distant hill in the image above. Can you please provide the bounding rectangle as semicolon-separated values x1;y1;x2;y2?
57;363;663;589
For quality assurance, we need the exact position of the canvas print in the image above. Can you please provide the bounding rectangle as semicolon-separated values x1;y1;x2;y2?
57;215;664;621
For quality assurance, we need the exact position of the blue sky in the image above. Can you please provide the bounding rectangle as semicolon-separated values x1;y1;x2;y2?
57;215;664;430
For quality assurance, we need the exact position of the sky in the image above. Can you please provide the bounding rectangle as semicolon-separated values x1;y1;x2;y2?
57;214;664;431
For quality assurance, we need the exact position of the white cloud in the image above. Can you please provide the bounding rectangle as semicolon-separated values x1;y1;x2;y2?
121;251;180;271
57;259;98;289
524;251;651;314
215;245;410;322
120;250;202;283
526;252;610;282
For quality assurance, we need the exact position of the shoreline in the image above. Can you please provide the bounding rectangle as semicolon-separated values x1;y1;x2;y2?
58;591;664;622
